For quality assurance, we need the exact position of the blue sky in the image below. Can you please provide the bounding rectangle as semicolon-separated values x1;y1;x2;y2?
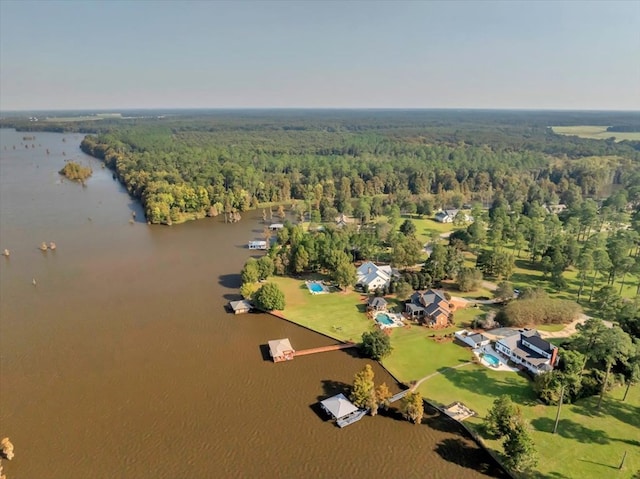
1;0;638;111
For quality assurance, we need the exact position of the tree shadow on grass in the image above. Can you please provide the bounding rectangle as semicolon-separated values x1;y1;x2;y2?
525;471;573;479
530;417;610;444
434;438;509;478
438;367;538;406
355;303;368;314
570;398;640;429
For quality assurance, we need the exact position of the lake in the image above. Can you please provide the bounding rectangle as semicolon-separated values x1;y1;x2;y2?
0;128;505;478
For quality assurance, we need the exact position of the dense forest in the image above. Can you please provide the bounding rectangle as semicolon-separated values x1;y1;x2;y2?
2;110;640;224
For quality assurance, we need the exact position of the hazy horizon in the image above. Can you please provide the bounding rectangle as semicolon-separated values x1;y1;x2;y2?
1;0;639;111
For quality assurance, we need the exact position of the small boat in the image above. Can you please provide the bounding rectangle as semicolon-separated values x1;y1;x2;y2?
39;242;48;251
2;249;9;257
49;242;56;250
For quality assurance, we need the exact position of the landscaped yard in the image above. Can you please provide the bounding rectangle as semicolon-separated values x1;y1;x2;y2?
268;274;639;479
270;276;374;343
420;364;640;479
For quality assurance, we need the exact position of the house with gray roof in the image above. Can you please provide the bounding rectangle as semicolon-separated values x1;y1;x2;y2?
356;262;393;291
495;329;558;375
367;296;388;312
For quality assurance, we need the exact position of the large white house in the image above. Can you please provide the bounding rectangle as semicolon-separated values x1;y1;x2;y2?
356;261;392;291
495;329;559;375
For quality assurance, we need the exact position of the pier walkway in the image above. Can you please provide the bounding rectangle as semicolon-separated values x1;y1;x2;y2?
388;389;410;404
294;343;357;357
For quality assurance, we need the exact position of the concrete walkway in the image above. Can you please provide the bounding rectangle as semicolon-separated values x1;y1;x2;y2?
412;361;473;390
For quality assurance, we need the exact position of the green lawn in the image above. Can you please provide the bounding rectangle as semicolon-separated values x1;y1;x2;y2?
270;276;374;342
419;365;640;479
403;215;460;246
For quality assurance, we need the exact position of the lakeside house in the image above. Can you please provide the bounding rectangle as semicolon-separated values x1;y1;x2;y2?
228;299;254;315
268;338;295;362
495;329;559;375
435;209;472;223
367;296;388;312
405;289;452;328
248;240;268;250
455;330;490;349
356;261;393;292
335;213;354;228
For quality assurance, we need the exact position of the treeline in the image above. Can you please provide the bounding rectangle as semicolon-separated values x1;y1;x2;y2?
71;112;639;225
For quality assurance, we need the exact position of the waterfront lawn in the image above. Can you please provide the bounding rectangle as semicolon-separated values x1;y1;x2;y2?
382;332;473;385
419;365;640;479
270;276;373;343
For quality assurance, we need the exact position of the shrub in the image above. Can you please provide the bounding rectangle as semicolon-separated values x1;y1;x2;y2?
499;298;582;327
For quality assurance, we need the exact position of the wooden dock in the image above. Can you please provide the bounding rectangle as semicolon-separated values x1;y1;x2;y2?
294;343;357;357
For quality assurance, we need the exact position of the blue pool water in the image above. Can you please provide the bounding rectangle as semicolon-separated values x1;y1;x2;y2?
484;354;501;367
375;313;394;326
307;282;325;293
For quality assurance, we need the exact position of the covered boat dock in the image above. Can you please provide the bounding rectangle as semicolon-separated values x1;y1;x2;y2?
268;338;295;362
320;393;367;428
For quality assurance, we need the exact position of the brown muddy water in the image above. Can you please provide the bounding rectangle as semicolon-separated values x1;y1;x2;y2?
0;129;506;478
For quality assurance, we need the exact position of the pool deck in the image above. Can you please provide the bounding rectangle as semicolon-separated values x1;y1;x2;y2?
305;280;330;295
474;345;519;372
373;311;404;329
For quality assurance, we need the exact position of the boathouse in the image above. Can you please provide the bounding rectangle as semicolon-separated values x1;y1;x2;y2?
268;338;295;362
320;393;366;427
248;240;268;250
228;300;254;315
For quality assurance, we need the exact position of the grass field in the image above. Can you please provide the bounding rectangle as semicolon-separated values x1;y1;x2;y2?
552;125;640;142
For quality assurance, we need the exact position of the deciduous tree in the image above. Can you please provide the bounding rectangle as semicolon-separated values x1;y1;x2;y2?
400;391;424;424
360;329;393;360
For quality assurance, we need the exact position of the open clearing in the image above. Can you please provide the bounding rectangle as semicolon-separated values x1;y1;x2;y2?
552;125;640;142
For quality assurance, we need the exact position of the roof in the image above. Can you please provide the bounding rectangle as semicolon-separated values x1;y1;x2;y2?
356;262;392;287
497;332;554;368
468;333;488;345
422;289;447;306
368;297;387;308
268;338;294;357
406;303;425;313
229;300;253;312
320;393;359;419
523;334;554;354
335;213;354;225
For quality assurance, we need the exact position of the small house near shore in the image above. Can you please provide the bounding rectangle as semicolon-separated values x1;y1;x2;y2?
268;338;295;362
228;300;254;315
248;240;268;250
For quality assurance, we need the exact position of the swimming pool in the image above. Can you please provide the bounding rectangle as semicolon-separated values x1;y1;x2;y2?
484;354;501;367
306;281;328;294
374;313;394;326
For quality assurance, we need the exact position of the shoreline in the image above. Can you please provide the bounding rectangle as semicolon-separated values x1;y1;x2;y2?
266;308;512;478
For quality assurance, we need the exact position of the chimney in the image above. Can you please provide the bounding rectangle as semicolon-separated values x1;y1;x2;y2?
368;266;372;274
550;347;559;369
